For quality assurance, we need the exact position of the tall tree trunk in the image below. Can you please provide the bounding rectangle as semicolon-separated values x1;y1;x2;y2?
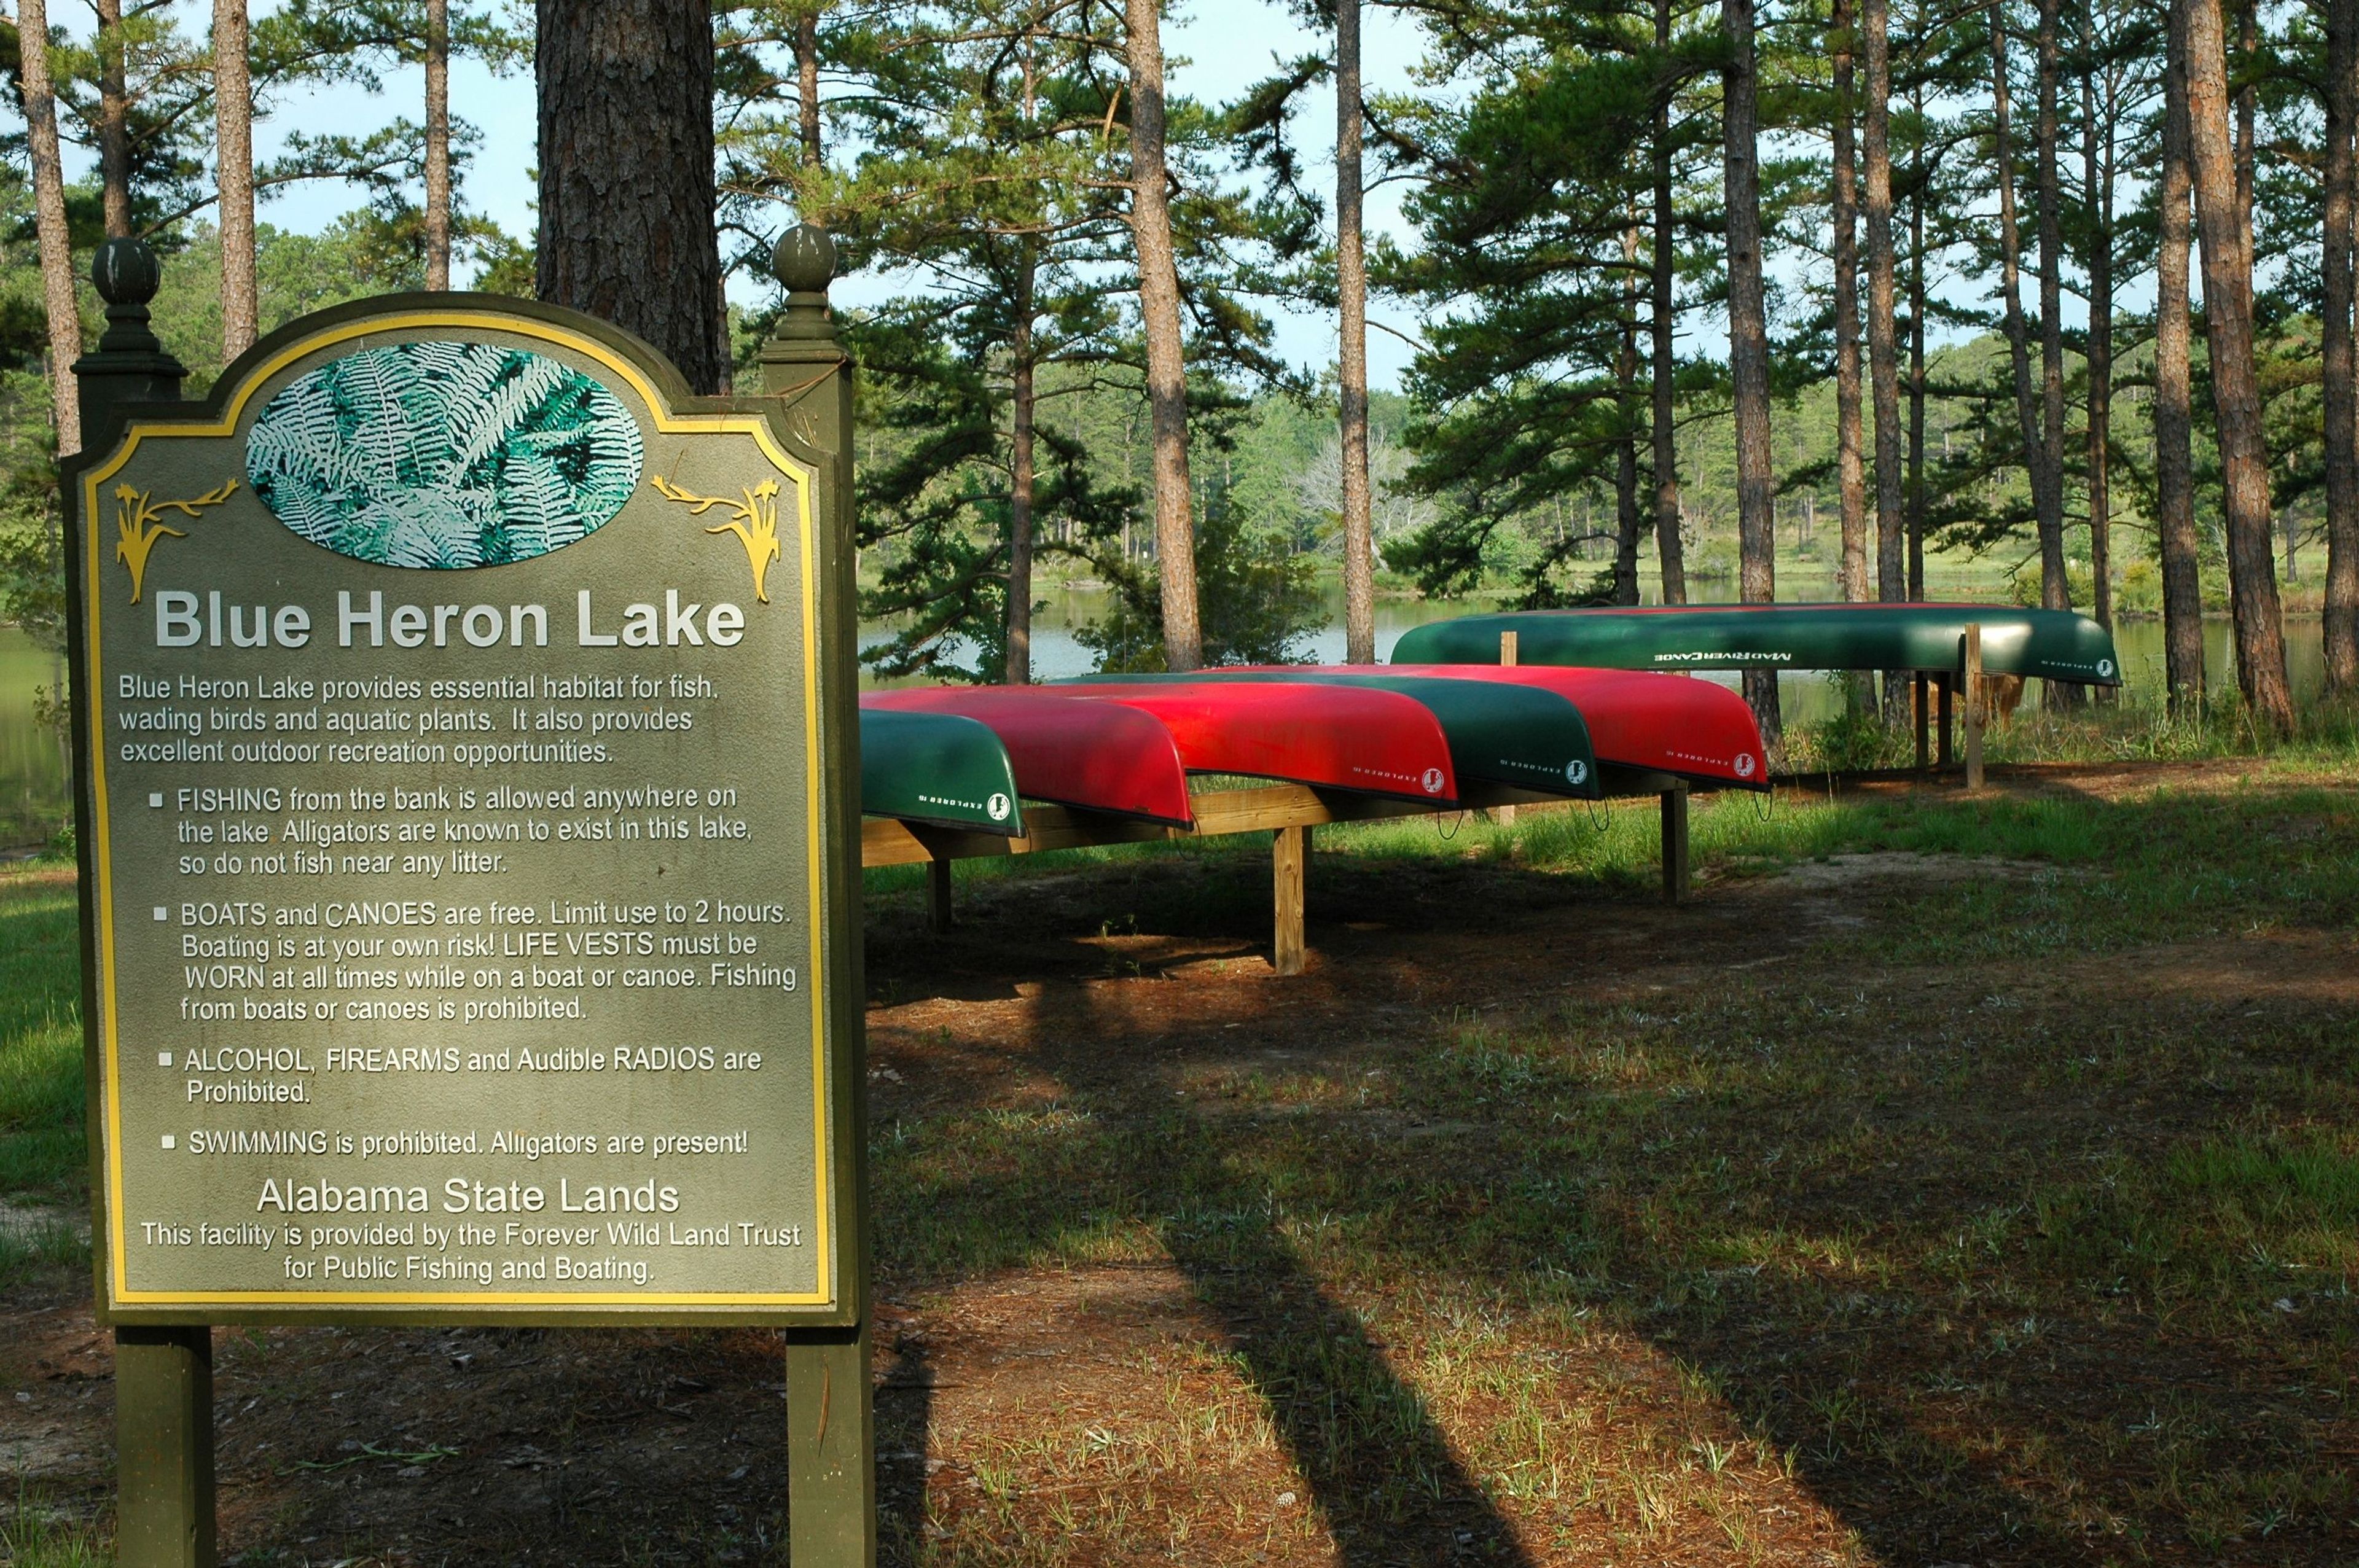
2034;0;2075;659
1864;0;1904;717
1833;0;1868;606
1651;0;1687;603
1906;94;1927;601
424;0;451;289
1336;0;1375;661
96;0;131;235
2083;69;2115;644
2325;0;2359;695
536;0;724;393
2234;0;2256;257
1725;0;1780;741
2158;0;2207;712
1124;0;1200;669
214;0;256;357
1614;223;1644;605
1007;251;1037;684
1990;2;2051;598
797;7;822;165
19;0;82;456
2183;0;2296;730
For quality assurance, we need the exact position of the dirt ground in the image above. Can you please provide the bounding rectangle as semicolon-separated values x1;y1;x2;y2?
5;760;2356;1566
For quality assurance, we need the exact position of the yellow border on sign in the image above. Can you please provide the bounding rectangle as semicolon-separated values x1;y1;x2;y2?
84;312;836;1311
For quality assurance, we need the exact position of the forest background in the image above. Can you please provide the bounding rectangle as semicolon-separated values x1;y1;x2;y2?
2;0;2356;750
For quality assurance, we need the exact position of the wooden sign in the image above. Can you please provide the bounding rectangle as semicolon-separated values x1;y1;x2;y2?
70;294;863;1327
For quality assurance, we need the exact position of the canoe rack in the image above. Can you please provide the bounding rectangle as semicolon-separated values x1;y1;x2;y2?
860;771;1704;977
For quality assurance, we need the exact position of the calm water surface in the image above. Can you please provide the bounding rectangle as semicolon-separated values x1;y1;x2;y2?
1;591;2330;845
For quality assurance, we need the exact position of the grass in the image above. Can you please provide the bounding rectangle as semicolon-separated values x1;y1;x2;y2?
0;867;82;1201
856;748;2359;1561
0;1490;108;1568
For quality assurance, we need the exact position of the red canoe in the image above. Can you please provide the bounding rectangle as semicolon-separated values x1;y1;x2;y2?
1049;681;1461;804
862;687;1194;825
1390;665;1769;789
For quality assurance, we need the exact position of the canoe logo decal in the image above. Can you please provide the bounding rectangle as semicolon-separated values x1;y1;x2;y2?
1421;767;1446;795
2097;657;2116;679
1734;752;1758;779
1565;759;1589;787
987;792;1012;822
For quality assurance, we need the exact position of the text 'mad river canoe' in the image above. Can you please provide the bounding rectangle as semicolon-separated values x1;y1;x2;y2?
1390;603;2122;686
863;687;1194;826
856;708;1024;836
1066;669;1603;798
1046;681;1461;804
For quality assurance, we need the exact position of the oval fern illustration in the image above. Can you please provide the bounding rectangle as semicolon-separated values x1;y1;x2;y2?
245;341;644;568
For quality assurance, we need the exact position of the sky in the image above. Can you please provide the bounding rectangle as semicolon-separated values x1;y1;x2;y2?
186;0;1436;391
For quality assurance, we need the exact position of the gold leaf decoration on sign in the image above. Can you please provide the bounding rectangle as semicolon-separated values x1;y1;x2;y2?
650;475;783;604
117;480;239;604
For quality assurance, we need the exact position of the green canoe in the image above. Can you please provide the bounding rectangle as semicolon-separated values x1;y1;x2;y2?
858;708;1025;836
1390;603;2122;685
1054;669;1603;798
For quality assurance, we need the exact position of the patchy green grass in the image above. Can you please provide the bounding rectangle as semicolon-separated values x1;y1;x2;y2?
863;753;2359;1562
0;1491;108;1568
0;868;82;1201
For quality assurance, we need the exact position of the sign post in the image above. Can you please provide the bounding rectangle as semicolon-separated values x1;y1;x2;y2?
65;230;870;1562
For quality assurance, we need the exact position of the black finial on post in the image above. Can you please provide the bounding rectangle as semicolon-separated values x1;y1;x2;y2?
75;236;188;442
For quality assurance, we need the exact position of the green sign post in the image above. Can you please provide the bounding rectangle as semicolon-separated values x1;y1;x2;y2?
65;231;872;1564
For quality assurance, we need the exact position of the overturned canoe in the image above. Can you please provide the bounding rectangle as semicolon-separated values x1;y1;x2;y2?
1070;669;1602;798
1390;603;2122;686
1391;665;1769;790
1046;680;1460;804
863;687;1194;826
856;708;1024;836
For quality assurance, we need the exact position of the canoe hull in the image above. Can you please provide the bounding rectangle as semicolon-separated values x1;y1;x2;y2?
863;688;1194;825
1391;603;2122;685
856;709;1023;836
1388;665;1769;789
1047;681;1461;804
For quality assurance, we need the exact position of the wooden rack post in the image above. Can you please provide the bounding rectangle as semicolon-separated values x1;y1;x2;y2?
926;856;953;934
1493;631;1519;828
1914;673;1931;770
1963;623;1985;790
1936;673;1955;767
1272;825;1310;975
1660;784;1690;903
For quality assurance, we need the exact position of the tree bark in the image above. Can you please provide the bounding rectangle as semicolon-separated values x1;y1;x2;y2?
797;6;821;166
2325;0;2359;695
1906;83;1927;601
96;0;131;236
1989;2;2052;602
1864;0;1904;719
424;0;451;289
214;0;256;357
1725;0;1780;740
1006;248;1038;684
1832;0;1868;607
2182;0;2295;730
1125;0;1200;669
1614;223;1644;605
1336;0;1375;661
1651;0;1687;603
2034;0;2075;656
536;0;723;394
2158;0;2207;712
2082;68;2114;642
19;0;83;456
2234;0;2256;258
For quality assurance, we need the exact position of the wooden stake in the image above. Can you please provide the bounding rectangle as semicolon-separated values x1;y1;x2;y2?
787;1324;875;1567
115;1326;214;1568
1659;784;1689;903
926;855;952;934
1272;824;1309;975
1936;673;1954;767
1494;631;1518;827
1963;622;1984;790
1914;671;1931;770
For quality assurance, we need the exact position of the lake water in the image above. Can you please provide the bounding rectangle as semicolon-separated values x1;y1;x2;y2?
2;591;2330;848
